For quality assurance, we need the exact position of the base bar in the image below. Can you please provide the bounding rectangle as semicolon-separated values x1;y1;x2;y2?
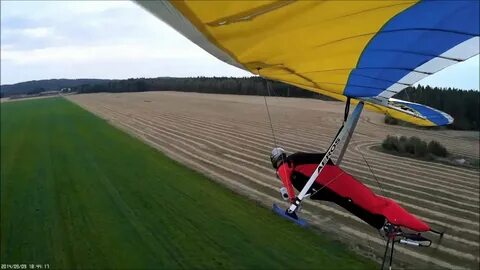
272;204;309;227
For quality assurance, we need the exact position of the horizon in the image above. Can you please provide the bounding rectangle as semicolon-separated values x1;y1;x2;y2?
2;77;479;93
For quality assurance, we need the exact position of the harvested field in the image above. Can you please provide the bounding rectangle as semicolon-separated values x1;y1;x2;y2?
69;91;480;269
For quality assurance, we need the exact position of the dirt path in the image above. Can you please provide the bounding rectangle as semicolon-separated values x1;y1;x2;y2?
68;92;480;269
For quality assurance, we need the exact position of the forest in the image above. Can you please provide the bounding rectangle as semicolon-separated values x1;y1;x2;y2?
2;77;478;130
71;77;334;100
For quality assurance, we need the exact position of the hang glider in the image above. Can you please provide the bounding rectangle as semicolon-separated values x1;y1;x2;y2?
136;1;478;268
136;0;478;126
268;100;444;269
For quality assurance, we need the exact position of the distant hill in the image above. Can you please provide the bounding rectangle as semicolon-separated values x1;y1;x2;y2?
0;79;112;97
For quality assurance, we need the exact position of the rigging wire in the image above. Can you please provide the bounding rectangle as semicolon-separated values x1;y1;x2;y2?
263;95;278;147
352;136;385;196
349;135;389;256
265;79;299;146
259;71;292;205
349;132;396;261
258;69;279;148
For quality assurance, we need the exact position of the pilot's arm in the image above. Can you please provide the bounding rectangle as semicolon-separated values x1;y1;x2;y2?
276;163;296;203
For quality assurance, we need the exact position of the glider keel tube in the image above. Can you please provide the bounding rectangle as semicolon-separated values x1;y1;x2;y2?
287;101;364;215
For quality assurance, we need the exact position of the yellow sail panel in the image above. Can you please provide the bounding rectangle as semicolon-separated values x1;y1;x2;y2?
171;1;416;96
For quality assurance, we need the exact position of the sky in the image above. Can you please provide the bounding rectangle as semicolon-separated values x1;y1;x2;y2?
1;1;479;90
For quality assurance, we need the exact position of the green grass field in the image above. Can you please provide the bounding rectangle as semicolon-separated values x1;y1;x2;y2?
1;97;376;269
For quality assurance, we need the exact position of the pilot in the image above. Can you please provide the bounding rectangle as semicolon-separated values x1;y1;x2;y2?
268;147;429;232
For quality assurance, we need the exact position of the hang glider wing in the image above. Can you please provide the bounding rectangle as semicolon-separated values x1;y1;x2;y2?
136;0;479;126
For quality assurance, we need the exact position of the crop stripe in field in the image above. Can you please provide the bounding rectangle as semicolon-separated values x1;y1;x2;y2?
350;141;479;180
262;117;478;178
100;111;479;266
155;107;479;181
174;103;475;163
97;107;480;239
256;121;479;181
350;140;479;178
138;111;479;194
363;117;479;159
98;106;480;220
138;91;478;162
351;149;479;182
271;129;478;188
165;107;479;178
160;107;478;178
202;118;477;195
147;111;480;186
289;135;478;184
131;111;480;206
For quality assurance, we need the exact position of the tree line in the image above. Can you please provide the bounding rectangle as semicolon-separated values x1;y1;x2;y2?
72;77;335;101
